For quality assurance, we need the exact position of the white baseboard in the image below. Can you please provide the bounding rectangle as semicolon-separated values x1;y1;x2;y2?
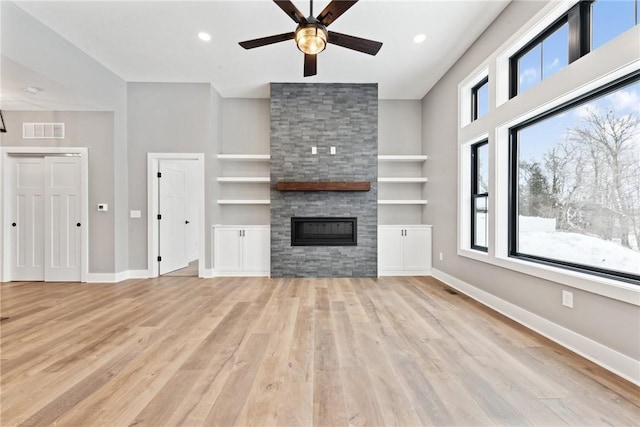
86;273;120;283
201;268;215;278
431;268;640;386
127;270;150;279
212;271;269;278
379;269;431;276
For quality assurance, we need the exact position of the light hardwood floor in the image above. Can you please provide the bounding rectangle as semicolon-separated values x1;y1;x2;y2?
1;276;638;426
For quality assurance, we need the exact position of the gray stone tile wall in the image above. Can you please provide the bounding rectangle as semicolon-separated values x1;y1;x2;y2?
270;83;378;277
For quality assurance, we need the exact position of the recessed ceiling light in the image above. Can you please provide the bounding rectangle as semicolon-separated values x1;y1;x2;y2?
198;32;211;42
413;34;426;43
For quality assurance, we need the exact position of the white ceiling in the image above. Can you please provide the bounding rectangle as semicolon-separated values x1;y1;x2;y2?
10;0;510;102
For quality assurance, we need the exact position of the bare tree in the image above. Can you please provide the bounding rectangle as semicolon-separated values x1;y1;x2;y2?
568;108;640;248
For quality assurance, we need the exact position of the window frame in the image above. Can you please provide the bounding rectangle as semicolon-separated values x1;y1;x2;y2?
509;1;595;99
471;140;489;252
471;77;489;122
508;70;640;285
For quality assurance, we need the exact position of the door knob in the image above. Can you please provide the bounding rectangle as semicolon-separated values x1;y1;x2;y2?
76;223;81;227
185;220;190;224
11;222;16;227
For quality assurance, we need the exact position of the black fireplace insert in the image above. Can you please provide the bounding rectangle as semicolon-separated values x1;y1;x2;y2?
291;217;357;246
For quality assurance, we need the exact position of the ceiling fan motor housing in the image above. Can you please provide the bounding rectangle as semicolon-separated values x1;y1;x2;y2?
295;21;328;55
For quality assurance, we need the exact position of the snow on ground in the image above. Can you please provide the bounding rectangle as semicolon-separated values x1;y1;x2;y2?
519;231;640;275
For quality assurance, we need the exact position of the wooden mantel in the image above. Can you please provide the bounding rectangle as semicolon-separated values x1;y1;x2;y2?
276;181;371;191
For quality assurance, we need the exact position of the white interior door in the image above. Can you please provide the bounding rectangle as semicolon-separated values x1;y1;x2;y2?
159;160;188;274
44;156;81;282
9;157;45;281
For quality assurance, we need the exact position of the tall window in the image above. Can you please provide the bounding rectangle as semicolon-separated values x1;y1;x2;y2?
472;141;489;251
509;72;640;283
471;77;489;121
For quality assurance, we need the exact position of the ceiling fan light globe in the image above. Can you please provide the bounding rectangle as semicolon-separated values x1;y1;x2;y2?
295;25;327;55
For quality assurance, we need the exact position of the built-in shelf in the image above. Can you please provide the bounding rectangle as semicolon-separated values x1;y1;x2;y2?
217;154;270;161
378;155;428;162
276;181;370;191
217;177;270;183
378;177;428;183
217;200;271;205
378;200;428;205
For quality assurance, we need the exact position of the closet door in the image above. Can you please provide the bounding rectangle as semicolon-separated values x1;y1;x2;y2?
44;156;81;282
10;157;46;281
158;160;188;275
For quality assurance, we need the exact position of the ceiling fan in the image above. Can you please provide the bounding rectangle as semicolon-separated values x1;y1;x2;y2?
239;0;383;77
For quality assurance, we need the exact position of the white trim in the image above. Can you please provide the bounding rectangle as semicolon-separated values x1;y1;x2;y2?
147;153;206;279
212;271;269;278
0;147;89;283
378;155;428;162
432;268;640;386
378;270;431;277
127;269;150;279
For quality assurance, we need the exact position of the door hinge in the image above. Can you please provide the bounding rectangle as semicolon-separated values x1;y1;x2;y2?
157;172;162;178
157;256;162;262
157;214;162;220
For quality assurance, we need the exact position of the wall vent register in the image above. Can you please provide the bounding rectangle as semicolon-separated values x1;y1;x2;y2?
291;217;357;246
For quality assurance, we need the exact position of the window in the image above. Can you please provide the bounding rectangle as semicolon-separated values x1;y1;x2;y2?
509;72;640;283
511;18;570;96
472;141;489;251
592;0;639;50
512;20;569;96
471;77;489;121
510;0;639;98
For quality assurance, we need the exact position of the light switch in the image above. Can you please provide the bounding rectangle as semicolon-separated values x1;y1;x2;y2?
330;146;336;155
130;210;141;218
312;146;317;155
97;203;108;212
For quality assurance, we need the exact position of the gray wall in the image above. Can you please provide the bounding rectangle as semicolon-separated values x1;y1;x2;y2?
0;111;116;273
270;83;378;277
422;0;640;360
1;1;127;274
127;82;222;271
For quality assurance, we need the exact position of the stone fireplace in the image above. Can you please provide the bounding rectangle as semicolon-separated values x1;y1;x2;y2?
270;83;378;277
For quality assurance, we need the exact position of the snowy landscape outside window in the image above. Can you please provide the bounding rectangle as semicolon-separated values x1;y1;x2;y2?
509;73;640;283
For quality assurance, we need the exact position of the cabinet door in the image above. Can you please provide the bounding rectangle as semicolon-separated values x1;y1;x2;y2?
214;228;243;273
242;227;270;273
378;226;405;272
403;226;432;272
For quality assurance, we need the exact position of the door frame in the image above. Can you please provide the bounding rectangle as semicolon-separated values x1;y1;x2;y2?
147;153;205;278
1;147;89;282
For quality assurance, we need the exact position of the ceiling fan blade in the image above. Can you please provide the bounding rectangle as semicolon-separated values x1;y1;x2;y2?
328;31;382;56
304;54;317;77
239;32;295;49
274;0;306;24
317;1;358;26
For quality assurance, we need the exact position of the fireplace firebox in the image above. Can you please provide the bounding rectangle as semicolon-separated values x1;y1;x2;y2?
291;217;357;246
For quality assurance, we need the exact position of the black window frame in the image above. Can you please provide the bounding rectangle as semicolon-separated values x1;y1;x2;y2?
471;76;489;122
509;1;593;99
471;140;489;252
508;70;640;285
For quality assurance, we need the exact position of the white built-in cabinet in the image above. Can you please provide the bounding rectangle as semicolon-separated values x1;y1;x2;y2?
378;225;432;276
213;225;270;277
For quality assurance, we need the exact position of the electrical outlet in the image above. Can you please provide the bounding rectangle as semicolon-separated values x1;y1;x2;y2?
439;252;443;261
562;290;573;308
311;146;317;155
330;146;336;155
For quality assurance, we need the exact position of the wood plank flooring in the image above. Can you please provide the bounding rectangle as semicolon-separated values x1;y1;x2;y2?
1;276;638;426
